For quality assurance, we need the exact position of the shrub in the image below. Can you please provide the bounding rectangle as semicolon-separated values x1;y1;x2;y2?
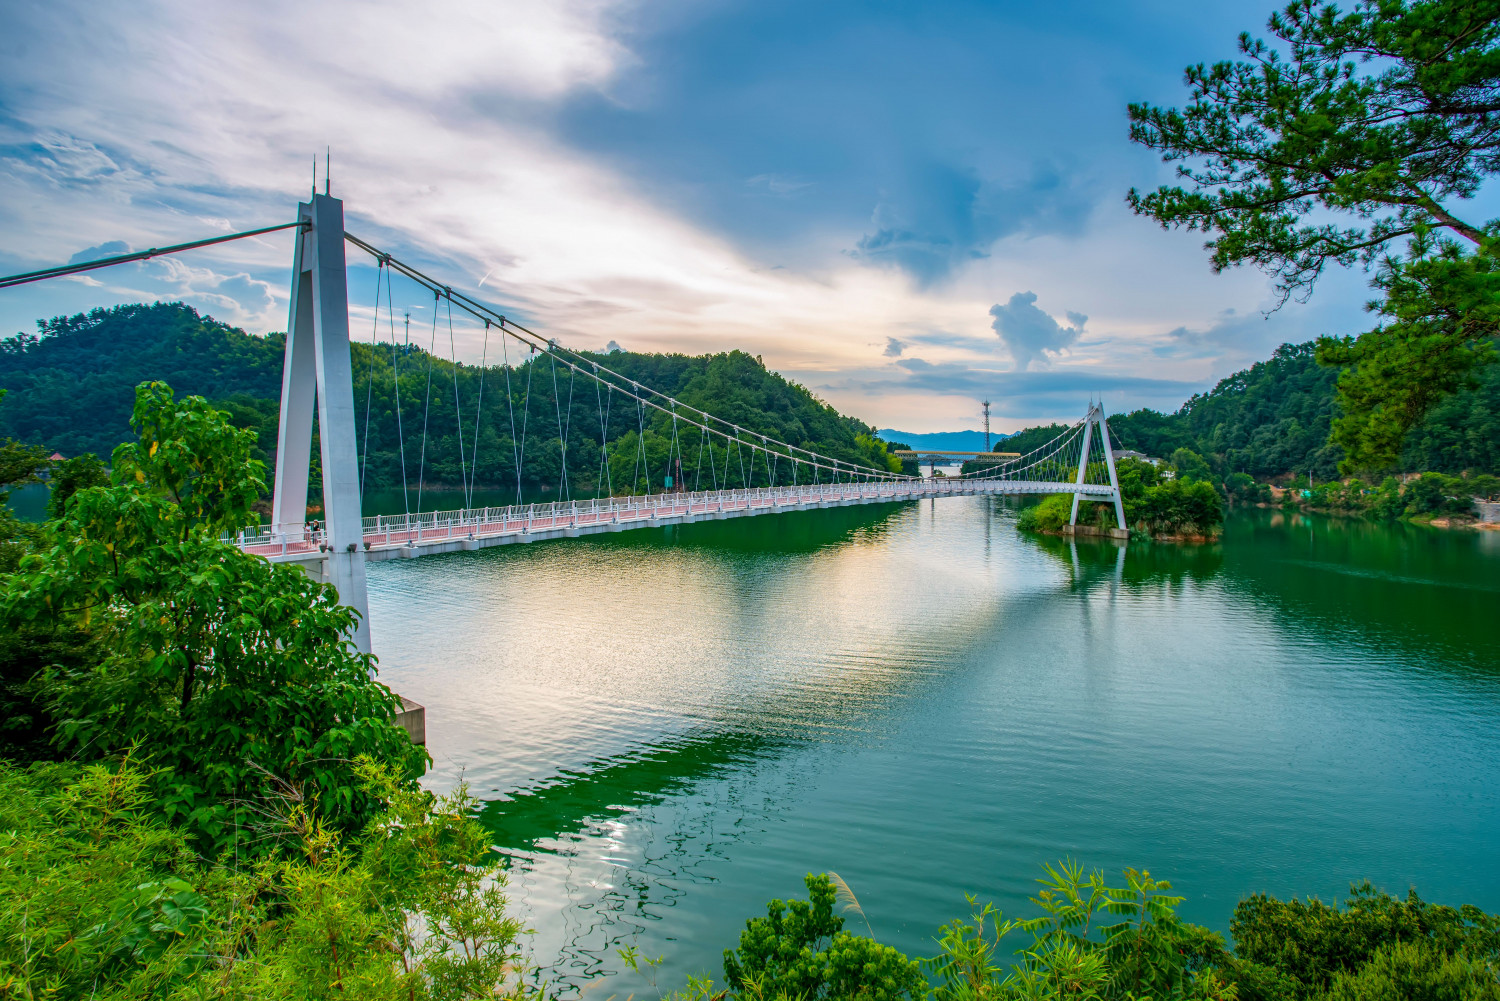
1404;472;1477;517
1017;494;1073;534
1229;881;1500;999
723;873;924;1001
0;383;427;854
0;756;533;1000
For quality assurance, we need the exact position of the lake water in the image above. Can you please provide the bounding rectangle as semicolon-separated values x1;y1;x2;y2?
363;499;1499;995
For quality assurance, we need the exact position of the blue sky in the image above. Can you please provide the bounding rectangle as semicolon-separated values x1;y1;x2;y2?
0;0;1385;430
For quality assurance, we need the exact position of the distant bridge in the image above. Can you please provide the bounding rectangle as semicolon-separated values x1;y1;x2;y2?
894;449;1021;461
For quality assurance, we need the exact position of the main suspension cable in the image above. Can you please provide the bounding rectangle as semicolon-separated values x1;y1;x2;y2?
342;233;909;482
0;220;307;289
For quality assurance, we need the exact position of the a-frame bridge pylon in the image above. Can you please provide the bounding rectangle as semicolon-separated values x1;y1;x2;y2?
270;193;372;653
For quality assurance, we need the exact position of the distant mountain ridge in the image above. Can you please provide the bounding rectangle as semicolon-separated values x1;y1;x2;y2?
876;429;1009;451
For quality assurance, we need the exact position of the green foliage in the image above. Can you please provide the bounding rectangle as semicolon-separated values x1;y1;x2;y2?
1224;472;1272;505
1016;494;1073;534
1117;458;1224;538
45;452;108;520
0;303;286;458
1110;343;1345;481
1127;0;1500;304
0;382;426;854
709;867;1500;1001
1228;881;1500;999
0;410;51;573
110;381;264;535
0;756;534;1000
723;873;925;1001
1469;474;1500;501
1398;358;1500;474
1318;235;1500;472
1035;339;1500;484
0;303;900;500
926;861;1233;1001
0;622;99;763
208;392;282;467
1402;472;1476;516
994;424;1074;458
1171;448;1212;483
1013;460;1223;540
1282;471;1490;520
1136;479;1225;538
1128;0;1500;461
1320;939;1500;1001
0;433;50;494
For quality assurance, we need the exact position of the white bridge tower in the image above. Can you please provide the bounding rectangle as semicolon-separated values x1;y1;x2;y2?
1068;402;1128;536
269;194;372;653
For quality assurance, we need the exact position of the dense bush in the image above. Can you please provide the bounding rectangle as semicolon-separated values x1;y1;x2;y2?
1016;494;1073;534
0;757;533;1000
0;383;426;854
1013;459;1223;541
686;866;1500;1001
723;874;925;1001
1225;883;1500;1001
1403;473;1478;517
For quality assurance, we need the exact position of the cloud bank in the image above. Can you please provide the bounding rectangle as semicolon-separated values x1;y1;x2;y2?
989;292;1086;370
0;0;1373;431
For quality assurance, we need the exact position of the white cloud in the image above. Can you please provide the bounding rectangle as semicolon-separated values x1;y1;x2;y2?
0;0;1374;433
988;291;1085;370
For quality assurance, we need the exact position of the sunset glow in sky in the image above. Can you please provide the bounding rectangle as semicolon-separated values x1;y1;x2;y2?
0;0;1383;431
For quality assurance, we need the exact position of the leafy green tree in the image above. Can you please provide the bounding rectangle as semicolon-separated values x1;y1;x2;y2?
1128;0;1500;467
45;452;108;520
1170;447;1213;483
0;382;426;853
1128;0;1500;304
723;873;925;1001
1318;235;1500;471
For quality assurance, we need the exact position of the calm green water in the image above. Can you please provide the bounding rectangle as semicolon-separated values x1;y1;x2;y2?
367;500;1499;995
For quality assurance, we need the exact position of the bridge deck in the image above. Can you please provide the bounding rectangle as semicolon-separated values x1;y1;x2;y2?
239;478;1119;564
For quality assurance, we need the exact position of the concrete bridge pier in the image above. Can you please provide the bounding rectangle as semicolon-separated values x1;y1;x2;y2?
268;194;423;744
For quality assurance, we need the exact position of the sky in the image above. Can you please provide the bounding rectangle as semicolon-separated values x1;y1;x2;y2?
0;0;1387;432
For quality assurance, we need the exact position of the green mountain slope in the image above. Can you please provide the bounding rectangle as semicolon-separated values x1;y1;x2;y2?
0;303;285;458
0;303;898;496
1105;342;1499;478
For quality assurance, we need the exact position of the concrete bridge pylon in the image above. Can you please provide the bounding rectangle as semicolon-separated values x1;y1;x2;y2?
269;194;372;654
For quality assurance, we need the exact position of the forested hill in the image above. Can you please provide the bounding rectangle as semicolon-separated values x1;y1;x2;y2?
0;303;285;458
1102;341;1498;478
0;302;900;494
1109;342;1345;478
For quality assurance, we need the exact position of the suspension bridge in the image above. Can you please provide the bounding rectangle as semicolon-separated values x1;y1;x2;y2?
3;191;1130;666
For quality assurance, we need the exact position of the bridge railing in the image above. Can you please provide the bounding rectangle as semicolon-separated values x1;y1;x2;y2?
232;476;1119;555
